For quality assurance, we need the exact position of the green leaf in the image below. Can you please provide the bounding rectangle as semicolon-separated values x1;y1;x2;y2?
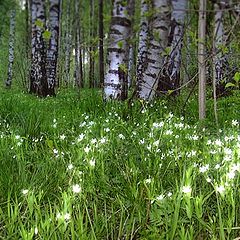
117;41;123;49
42;30;51;40
167;90;174;95
225;82;235;88
35;19;44;28
46;139;53;149
233;72;240;83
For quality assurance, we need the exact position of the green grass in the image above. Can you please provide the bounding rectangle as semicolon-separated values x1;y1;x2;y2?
0;88;239;239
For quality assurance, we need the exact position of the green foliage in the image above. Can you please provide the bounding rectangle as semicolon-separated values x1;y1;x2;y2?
35;19;44;28
42;30;51;40
0;88;239;239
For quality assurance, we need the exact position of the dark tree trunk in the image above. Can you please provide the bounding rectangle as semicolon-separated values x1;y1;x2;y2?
74;0;83;88
98;0;104;88
89;0;95;88
63;0;72;86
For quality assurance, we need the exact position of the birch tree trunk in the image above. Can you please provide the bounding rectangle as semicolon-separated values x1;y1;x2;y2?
198;0;207;120
5;9;16;88
137;0;171;100
29;0;48;97
136;0;149;92
104;0;134;100
159;0;187;94
46;0;61;96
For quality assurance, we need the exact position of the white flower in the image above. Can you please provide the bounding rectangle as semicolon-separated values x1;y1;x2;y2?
165;130;173;135
118;134;125;140
182;185;192;194
77;133;85;142
227;171;235;180
64;213;71;221
167;192;172;197
156;194;164;201
232;120;239;126
22;189;29;195
199;164;209;173
60;134;66;140
144;178;152;184
99;137;107;144
215;164;220;169
153;140;159;147
104;128;110;132
216;185;225;194
84;146;91;153
91;138;97;144
215;139;222;147
72;184;81;193
67;163;74;170
206;177;212;183
34;227;38;235
89;159;96;167
15;135;21;140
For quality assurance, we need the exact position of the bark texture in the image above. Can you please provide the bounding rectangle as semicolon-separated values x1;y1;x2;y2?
198;0;207;119
46;0;61;96
104;0;134;100
136;0;149;91
159;0;187;94
6;9;16;88
137;0;171;100
29;0;48;97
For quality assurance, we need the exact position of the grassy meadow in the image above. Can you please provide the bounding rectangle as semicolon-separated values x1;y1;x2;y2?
0;88;239;239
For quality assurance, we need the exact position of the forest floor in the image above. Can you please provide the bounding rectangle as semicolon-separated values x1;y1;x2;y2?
0;88;239;239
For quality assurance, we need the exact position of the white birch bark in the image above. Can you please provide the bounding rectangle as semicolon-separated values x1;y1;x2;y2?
136;0;149;92
104;0;133;100
137;0;171;100
6;9;16;88
164;0;187;91
46;0;61;95
30;0;48;96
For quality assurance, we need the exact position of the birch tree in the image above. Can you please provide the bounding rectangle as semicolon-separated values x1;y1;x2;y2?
159;0;187;94
136;0;149;93
46;0;61;96
136;0;171;100
104;0;134;100
5;9;16;88
29;0;48;97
